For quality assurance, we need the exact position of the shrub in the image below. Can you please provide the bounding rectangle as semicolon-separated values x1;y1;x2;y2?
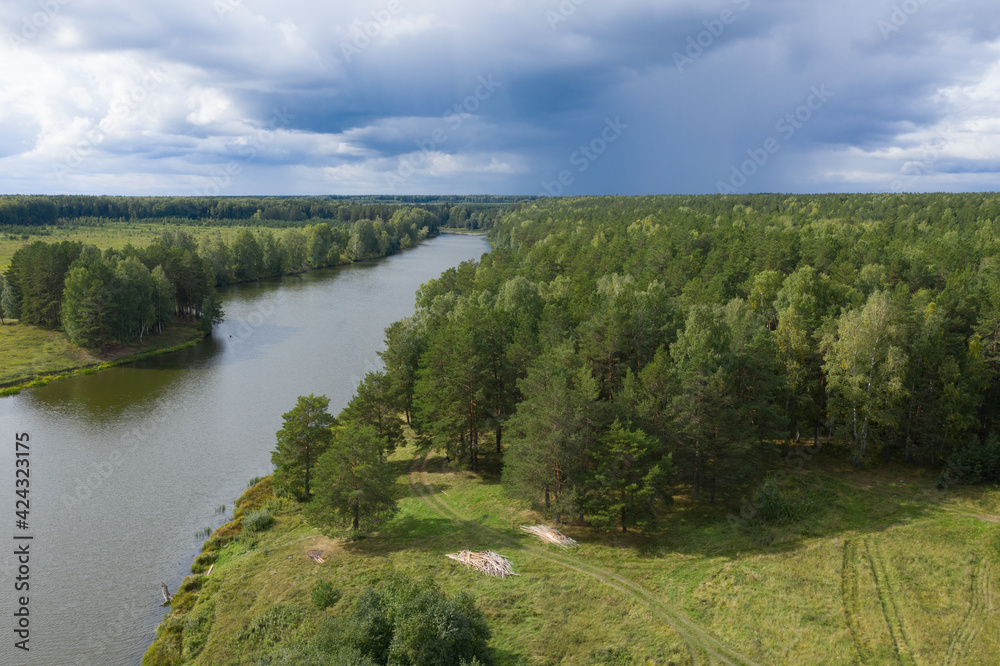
325;575;493;666
203;520;241;551
939;432;1000;487
171;575;206;614
142;613;184;666
234;477;274;521
191;551;217;574
311;581;341;617
242;509;274;532
236;604;307;652
750;476;794;524
257;645;377;666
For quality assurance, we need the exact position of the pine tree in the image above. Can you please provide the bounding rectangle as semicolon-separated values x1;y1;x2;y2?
271;394;336;501
61;250;114;349
339;371;405;453
0;275;16;323
306;424;397;534
584;420;672;533
501;343;599;523
150;265;175;334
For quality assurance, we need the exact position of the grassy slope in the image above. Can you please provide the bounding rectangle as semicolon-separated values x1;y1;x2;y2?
0;320;203;390
146;443;1000;665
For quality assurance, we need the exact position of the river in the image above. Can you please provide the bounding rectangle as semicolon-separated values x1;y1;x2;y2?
0;233;491;666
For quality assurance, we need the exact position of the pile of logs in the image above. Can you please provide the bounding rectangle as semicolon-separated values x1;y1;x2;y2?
446;550;519;578
520;525;578;548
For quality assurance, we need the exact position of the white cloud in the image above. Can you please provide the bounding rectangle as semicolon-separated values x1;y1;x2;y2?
186;88;237;127
0;0;998;194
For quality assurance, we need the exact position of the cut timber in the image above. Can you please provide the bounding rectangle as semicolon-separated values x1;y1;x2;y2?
160;582;172;606
446;550;519;578
205;563;214;577
307;550;326;563
520;524;578;548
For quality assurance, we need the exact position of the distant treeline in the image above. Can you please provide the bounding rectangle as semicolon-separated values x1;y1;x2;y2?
0;205;465;350
0;194;533;229
351;193;1000;531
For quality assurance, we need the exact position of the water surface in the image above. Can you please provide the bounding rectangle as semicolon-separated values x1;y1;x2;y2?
0;234;490;665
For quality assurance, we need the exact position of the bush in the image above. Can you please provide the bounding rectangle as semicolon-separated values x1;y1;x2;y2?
939;433;1000;487
311;581;341;617
256;645;377;666
236;604;307;653
243;509;274;532
312;575;493;666
749;476;794;524
234;477;274;521
203;520;241;551
171;575;207;614
191;551;217;574
142;613;184;666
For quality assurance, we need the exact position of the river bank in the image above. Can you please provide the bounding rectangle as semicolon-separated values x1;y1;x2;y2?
438;227;489;235
0;234;493;665
141;440;1000;665
0;320;205;396
0;230;478;397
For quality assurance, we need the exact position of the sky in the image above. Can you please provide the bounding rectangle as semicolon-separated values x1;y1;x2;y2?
0;0;998;197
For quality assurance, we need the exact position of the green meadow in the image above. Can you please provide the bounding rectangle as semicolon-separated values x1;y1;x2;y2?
145;440;1000;665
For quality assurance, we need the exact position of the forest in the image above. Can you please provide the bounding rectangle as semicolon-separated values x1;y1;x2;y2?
321;193;1000;532
146;192;1000;665
0;194;530;230
0;199;502;351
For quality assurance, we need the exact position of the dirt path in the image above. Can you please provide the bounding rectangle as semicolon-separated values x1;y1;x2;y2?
408;452;760;666
940;507;1000;524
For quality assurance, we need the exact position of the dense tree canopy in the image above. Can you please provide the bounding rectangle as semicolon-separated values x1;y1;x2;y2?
0;194;529;229
1;199;492;350
368;193;1000;525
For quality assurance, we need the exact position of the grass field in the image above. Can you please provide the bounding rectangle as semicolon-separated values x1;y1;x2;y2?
145;440;1000;665
0;222;245;272
0;320;204;390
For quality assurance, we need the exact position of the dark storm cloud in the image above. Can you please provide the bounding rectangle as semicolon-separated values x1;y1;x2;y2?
0;0;997;194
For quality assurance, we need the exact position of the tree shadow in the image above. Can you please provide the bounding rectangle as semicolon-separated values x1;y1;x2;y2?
552;447;956;560
492;647;526;666
387;457;453;497
420;449;505;485
341;514;457;556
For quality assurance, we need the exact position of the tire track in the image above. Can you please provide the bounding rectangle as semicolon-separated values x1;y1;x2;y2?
841;539;866;663
408;453;759;666
944;559;992;666
863;539;917;665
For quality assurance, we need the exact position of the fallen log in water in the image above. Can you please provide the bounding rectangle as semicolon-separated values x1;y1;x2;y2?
161;582;172;606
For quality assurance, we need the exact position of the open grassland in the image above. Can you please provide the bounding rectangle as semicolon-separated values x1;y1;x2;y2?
0;222;243;272
0;320;203;390
147;442;1000;665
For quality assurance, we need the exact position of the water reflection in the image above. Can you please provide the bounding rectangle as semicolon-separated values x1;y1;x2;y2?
0;234;491;665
